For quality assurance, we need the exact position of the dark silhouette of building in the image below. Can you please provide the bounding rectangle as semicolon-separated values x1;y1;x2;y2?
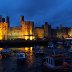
2;18;5;22
6;16;10;27
44;22;51;38
20;16;24;22
0;15;2;22
51;29;57;38
44;22;48;38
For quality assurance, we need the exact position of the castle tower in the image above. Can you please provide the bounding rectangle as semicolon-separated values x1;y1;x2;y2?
0;15;2;22
6;16;10;27
2;18;5;22
20;16;24;22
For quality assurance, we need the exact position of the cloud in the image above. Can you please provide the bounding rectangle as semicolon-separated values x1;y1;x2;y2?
0;0;72;27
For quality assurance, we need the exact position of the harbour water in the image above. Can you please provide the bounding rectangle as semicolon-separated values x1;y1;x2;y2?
0;46;45;72
0;44;72;72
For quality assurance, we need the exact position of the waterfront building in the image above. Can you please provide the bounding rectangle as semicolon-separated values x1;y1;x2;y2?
51;29;57;38
0;15;2;22
34;27;44;39
21;21;35;40
0;15;71;40
61;27;69;38
56;27;63;39
68;27;72;38
6;16;10;28
0;18;8;40
8;27;21;39
44;22;48;38
44;22;51;38
56;27;69;39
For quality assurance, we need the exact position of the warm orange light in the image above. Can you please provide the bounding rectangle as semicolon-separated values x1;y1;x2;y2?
19;47;33;53
30;36;33;40
25;36;29;40
30;47;32;52
0;48;3;51
25;47;29;52
0;29;3;40
35;28;44;38
0;35;3;40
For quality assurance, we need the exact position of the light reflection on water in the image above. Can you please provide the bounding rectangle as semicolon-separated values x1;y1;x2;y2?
10;47;34;67
0;48;3;51
0;45;71;72
0;46;44;72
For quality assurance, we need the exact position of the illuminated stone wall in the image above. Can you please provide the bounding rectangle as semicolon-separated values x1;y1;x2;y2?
68;27;72;37
7;21;35;40
29;22;35;40
0;22;8;40
57;27;69;39
57;31;63;39
21;21;35;40
8;27;22;39
0;23;3;40
34;27;44;39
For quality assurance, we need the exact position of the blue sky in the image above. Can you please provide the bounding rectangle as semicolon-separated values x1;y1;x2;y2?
0;0;72;27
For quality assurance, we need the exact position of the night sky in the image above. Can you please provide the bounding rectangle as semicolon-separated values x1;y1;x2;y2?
0;0;72;28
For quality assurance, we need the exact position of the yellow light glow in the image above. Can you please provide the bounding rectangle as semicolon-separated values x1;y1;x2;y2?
0;30;3;40
25;47;29;52
30;36;33;40
0;48;3;51
25;36;29;40
30;47;32;52
0;35;2;40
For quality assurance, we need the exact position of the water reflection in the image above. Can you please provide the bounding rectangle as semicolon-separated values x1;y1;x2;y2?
10;47;33;52
10;47;35;70
0;48;3;51
57;44;64;49
0;45;72;72
40;46;44;49
0;46;45;72
70;45;72;48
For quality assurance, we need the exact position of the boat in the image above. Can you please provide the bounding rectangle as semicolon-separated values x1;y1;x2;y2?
33;45;40;51
48;42;54;48
35;49;45;57
0;49;11;59
62;49;72;69
43;54;70;70
14;52;26;64
68;48;72;53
